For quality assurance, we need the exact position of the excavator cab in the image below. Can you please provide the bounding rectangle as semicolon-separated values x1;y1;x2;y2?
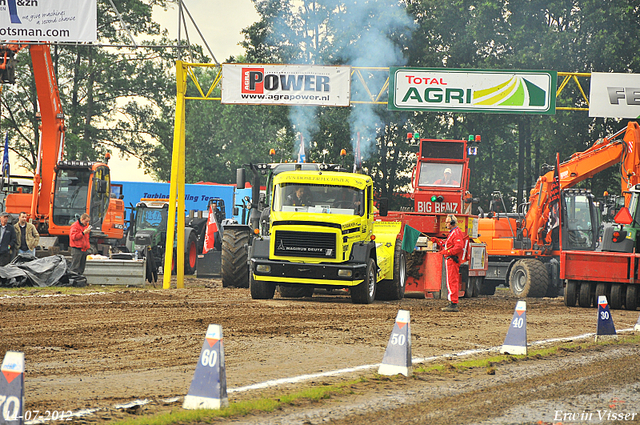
50;161;115;242
561;189;599;251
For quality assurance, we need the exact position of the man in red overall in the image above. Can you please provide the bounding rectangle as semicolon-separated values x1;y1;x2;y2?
431;214;465;312
70;213;91;275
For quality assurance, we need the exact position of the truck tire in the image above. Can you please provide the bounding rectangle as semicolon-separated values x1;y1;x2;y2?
564;280;578;306
626;285;638;311
508;259;549;298
184;232;198;275
471;276;483;297
478;279;497;295
221;228;251;288
595;283;610;305
278;285;314;298
376;241;406;301
578;281;592;307
250;271;275;299
351;258;376;304
610;284;625;309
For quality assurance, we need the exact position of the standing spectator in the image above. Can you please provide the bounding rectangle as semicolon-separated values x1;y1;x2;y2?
70;213;91;275
14;212;39;257
0;212;17;266
431;214;465;312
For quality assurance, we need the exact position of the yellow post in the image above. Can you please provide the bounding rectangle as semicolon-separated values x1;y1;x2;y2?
164;61;188;289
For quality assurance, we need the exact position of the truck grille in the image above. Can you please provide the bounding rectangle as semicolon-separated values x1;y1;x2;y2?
274;230;336;259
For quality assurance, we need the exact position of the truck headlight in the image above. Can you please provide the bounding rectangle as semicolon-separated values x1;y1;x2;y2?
256;265;271;273
337;269;352;277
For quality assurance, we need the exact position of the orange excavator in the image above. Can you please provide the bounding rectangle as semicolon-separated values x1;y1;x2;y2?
477;122;640;298
0;43;125;253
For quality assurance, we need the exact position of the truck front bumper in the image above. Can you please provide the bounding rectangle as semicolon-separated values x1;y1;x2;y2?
251;258;366;287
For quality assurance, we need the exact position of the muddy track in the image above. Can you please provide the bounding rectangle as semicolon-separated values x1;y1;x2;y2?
0;278;639;423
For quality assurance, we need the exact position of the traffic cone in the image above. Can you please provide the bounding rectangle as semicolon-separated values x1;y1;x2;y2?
378;310;412;377
0;351;24;425
500;300;527;355
595;296;617;341
183;324;229;410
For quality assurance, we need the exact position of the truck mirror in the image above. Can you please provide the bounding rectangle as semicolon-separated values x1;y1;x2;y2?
236;168;246;189
233;206;239;216
378;198;389;217
259;192;266;207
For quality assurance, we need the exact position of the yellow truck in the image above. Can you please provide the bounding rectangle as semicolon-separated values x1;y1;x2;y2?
249;169;405;304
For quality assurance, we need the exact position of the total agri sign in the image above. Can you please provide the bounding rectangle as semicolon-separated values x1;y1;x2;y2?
221;64;351;107
389;67;557;115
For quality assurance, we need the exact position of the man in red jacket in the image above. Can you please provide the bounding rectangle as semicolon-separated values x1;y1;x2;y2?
431;214;465;312
70;213;91;275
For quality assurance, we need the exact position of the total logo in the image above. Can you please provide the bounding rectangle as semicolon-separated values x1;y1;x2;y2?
241;67;331;94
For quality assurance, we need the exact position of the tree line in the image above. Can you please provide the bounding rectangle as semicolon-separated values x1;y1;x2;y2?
4;0;640;211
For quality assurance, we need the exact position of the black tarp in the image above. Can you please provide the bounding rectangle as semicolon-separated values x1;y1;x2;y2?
0;254;87;288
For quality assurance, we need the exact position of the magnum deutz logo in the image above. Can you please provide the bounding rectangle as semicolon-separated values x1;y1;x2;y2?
389;67;557;115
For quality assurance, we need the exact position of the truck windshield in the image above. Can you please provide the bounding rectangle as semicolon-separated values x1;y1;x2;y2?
418;163;462;187
273;183;365;216
52;168;91;226
136;208;167;231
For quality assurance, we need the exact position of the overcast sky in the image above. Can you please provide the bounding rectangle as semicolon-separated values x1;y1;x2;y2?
108;0;260;182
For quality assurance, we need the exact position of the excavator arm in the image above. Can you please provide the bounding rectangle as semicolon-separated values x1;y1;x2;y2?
526;122;640;247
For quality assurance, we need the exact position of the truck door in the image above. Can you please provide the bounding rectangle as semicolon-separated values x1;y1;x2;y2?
89;165;110;231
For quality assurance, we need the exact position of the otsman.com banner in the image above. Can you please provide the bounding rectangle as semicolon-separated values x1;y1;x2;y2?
389;68;557;115
0;0;97;42
222;64;351;107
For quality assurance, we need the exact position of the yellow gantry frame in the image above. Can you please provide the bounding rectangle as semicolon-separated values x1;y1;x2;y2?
164;63;591;288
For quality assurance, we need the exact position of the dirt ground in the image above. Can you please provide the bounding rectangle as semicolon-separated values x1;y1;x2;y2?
1;278;639;424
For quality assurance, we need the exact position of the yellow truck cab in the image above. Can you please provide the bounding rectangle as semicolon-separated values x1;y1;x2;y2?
249;169;405;304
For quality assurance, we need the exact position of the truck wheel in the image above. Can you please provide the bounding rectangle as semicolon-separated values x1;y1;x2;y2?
578;282;592;307
351;258;376;304
184;232;198;275
625;285;638;311
564;280;578;307
610;284;625;309
250;271;275;299
508;259;549;298
278;285;314;298
376;241;406;301
471;276;483;297
595;283;610;305
221;227;251;288
478;279;497;295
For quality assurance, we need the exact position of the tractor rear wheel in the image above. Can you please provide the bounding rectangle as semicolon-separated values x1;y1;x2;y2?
221;227;251;288
509;259;549;298
184;232;198;275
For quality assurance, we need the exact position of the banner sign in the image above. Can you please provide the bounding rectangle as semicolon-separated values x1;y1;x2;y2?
389;68;557;115
589;72;640;119
0;0;97;42
222;64;351;107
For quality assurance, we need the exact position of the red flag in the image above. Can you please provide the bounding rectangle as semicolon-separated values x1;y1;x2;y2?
203;204;219;254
